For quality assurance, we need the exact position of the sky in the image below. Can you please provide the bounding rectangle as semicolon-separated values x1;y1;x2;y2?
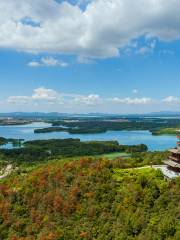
1;0;180;113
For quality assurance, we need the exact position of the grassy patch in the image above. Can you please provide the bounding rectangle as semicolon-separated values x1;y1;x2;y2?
97;152;131;160
152;127;180;135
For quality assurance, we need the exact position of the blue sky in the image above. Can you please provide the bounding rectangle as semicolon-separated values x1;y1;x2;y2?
1;0;180;113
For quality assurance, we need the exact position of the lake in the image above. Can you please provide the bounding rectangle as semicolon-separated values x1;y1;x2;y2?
0;122;177;151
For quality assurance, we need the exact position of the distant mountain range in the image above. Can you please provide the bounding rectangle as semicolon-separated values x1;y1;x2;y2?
0;112;110;118
1;111;180;118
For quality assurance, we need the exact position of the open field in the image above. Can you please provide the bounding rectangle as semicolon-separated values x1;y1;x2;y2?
152;127;180;135
97;152;131;160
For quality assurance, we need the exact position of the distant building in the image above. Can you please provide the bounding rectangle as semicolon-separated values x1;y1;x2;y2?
164;136;180;172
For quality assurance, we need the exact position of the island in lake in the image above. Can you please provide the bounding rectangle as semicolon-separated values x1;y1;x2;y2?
33;117;180;136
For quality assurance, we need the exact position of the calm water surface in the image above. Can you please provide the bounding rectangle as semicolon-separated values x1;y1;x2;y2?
0;122;177;151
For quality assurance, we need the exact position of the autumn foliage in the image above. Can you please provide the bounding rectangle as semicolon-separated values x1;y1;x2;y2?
0;157;180;239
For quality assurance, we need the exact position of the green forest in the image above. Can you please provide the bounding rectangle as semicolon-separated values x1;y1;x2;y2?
0;157;180;239
0;137;178;240
33;118;180;135
0;138;148;163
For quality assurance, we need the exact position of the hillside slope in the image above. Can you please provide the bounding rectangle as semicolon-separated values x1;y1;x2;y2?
0;158;180;240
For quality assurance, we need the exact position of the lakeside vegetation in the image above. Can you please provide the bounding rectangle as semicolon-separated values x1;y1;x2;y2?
34;127;69;134
33;118;180;135
0;138;148;163
1;117;180;136
0;137;23;147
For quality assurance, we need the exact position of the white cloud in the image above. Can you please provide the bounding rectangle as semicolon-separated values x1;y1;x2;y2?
6;88;180;112
0;0;180;59
110;97;153;105
32;87;59;100
7;96;30;104
136;39;156;55
73;94;101;105
77;55;95;64
162;96;180;104
5;87;155;107
7;87;64;105
28;61;41;67
137;46;153;55
28;57;69;67
6;88;102;106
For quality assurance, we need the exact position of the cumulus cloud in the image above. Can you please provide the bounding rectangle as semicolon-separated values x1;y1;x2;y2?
5;87;155;107
110;97;153;105
28;57;69;67
0;0;180;59
162;96;180;104
6;87;102;106
7;87;64;105
32;87;59;100
73;94;101;105
6;87;180;112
